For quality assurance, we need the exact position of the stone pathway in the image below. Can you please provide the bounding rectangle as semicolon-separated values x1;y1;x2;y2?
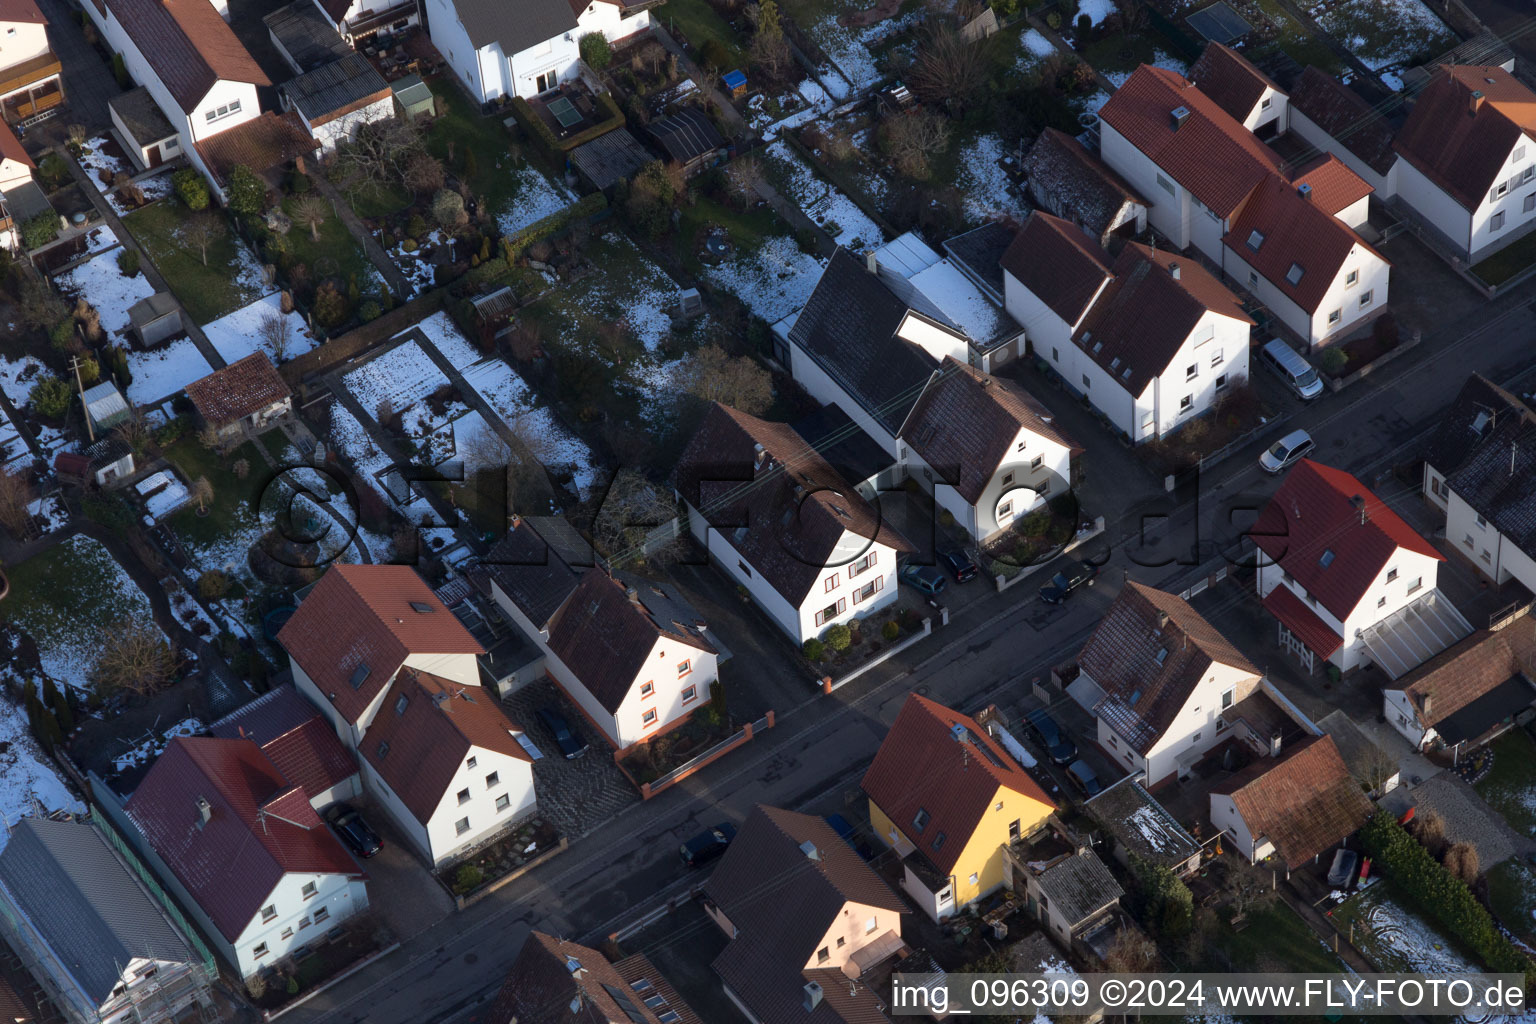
33;0;122;133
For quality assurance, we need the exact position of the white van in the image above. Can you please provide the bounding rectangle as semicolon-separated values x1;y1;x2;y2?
1259;339;1325;400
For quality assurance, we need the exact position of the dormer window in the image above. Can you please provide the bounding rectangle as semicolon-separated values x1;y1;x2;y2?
1286;263;1304;285
1247;230;1264;251
409;601;434;613
1320;549;1335;567
1155;648;1168;666
913;808;930;833
348;664;371;690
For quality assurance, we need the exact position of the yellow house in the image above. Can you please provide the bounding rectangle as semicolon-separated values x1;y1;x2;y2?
863;694;1055;921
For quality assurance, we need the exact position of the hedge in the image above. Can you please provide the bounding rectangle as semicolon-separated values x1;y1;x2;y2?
1359;811;1532;983
508;92;625;159
501;191;607;259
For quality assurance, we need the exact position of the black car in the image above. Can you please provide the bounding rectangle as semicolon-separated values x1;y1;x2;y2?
1039;559;1099;604
937;548;979;583
680;822;738;867
535;707;589;760
1024;708;1078;765
326;803;382;858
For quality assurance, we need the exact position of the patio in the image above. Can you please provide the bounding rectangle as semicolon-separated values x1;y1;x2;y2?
527;84;604;139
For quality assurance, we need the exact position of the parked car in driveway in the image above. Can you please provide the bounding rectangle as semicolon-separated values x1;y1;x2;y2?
326;803;382;858
898;561;949;596
680;822;737;867
937;548;979;583
1066;759;1101;797
535;707;589;760
1259;339;1325;400
1039;559;1098;604
1259;428;1315;474
1024;708;1078;765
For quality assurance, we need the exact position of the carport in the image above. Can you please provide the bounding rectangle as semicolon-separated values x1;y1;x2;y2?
1357;590;1473;679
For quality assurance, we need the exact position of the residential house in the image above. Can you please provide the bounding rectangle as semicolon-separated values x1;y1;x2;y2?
307;0;419;45
1022;127;1148;247
0;817;212;1024
122;737;369;978
902;357;1082;541
433;571;545;698
209;684;362;809
424;0;652;105
1251;460;1460;675
672;403;911;647
1420;374;1536;591
485;931;702;1024
485;519;719;748
1288;67;1399;198
0;120;32;218
1084;776;1201;875
942;220;1015;307
54;437;134;487
1014;843;1123;950
1382;615;1536;757
1003;213;1253;443
1186;42;1287;137
184;353;292;444
278;564;539;866
1392;65;1536;261
862;694;1055;920
1098;61;1389;347
1070;581;1263;787
1209;734;1373;871
280;52;392;152
0;0;61;124
109;88;182;171
704;805;907;1024
646;107;724;177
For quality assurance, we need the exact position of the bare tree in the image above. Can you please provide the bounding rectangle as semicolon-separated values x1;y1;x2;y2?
749;30;792;80
822;123;856;162
259;308;293;363
1443;841;1480;885
1352;742;1398;796
190;476;214;514
197;423;224;450
0;468;35;538
882;109;952;179
591;469;679;562
1103;927;1160;973
458;421;511;473
334;117;426;190
403;152;446;195
292;195;332;242
232;459;251;480
724;156;764;209
17;276;69;332
112;407;152;456
678;344;773;415
1412;809;1447;855
908;22;987;115
91;619;179;698
176;212;222;267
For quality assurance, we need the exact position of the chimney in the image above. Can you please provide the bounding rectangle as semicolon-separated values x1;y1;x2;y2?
1156;610;1169;629
1421;693;1433;719
1297;182;1313;201
1168;262;1181;280
753;442;766;468
1269;729;1283;758
865;250;878;275
565;955;585;979
1170;105;1190;130
1350;494;1367;525
803;981;824;1011
625;586;638;600
1470;89;1484;115
800;839;820;861
196;797;212;825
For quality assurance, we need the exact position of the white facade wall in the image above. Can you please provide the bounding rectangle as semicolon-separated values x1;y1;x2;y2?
232;871;368;978
298;95;394;152
1222;242;1389;348
1101;122;1195;249
788;341;902;457
541;632;719;748
1239;86;1287;135
803;901;898;972
1289;109;1399;198
1383;688;1432;749
0;154;29;192
1395;157;1475;255
1209;793;1273;863
1446;488;1536;590
0;19;49;72
1422;463;1450;511
1098;662;1259;786
907;425;1073;542
415;745;537;864
1002;275;1080;356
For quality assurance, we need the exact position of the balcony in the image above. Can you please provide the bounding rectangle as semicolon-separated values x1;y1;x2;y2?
0;51;62;109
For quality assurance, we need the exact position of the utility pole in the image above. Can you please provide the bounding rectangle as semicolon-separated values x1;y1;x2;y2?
71;355;94;443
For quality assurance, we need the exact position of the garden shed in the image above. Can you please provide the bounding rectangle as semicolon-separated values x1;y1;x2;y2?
128;292;182;347
569;127;652;191
391;74;434;120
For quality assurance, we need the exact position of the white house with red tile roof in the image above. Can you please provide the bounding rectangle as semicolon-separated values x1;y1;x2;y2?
209;684;361;810
0;120;33;193
1250;460;1459;675
0;0;61;126
1187;42;1287;137
121;737;369;979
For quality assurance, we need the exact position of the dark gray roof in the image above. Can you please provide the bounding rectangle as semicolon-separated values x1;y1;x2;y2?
128;292;179;325
942;221;1015;303
0;818;197;1006
452;0;577;58
1033;849;1123;928
284;53;389;121
0;181;52;224
570;127;653;190
1424;374;1535;476
482;518;582;629
791;405;896;486
263;0;350;72
646;108;724;164
1446;407;1536;558
1023;128;1147;243
1084;777;1199;868
108;87;177;146
788;248;950;436
391;73;433;108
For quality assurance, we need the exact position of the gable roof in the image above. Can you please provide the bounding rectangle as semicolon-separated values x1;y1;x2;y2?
359;669;531;827
0;818;197;1006
101;0;268;112
209;685;358;801
1211;734;1372;869
545;570;715;714
1394;65;1536;212
1444;399;1536;556
999;211;1112;327
184;353;290;428
1098;64;1282;217
1032;848;1123;927
1289;154;1374;215
450;0;577;59
1022;129;1147;242
482;517;584;630
1393;616;1536;728
1423;373;1535;476
1250;460;1443;620
1187;42;1282;123
0;121;32;171
0;0;46;25
788;247;957;436
862;694;1054;875
1084;777;1199;868
902;358;1082;504
672;403;912;605
1073;242;1251;395
647;107;724;164
277;564;484;726
486;932;701;1024
942;220;1016;301
1082;581;1260;753
125;737;362;941
1288;67;1399;176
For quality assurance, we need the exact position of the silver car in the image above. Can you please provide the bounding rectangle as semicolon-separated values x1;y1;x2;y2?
1259;428;1315;474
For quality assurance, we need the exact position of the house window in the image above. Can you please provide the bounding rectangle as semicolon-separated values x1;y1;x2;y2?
298;916;311;930
836;937;846;948
301;882;317;900
1248;270;1259;288
205;99;242;122
817;947;830;965
1081;375;1091;390
814;599;845;626
1483;550;1493;564
1017;440;1027;452
1002;471;1015;487
1377;596;1387;608
998;501;1013;519
1408;577;1423;594
824;574;839;592
1038;478;1051;495
678;660;691;676
1157;172;1175;196
931;831;946;851
254;943;270;959
1192;732;1202;743
281;928;293;940
1221;688;1234;709
1051;347;1060;362
261;905;277;923
486;771;500;789
850;551;877;577
643;708;658;726
1108;734;1117;747
865;916;879;933
1261;96;1272;109
913;808;930;832
455;817;470;835
682;685;698;703
1179;396;1193;413
1387;567;1398;582
1186;364;1198;380
1328;309;1342;325
1286;263;1304;285
1495;183;1509;200
1517;146;1528;163
466;756;477;770
1477;513;1488;529
1526;193;1536;213
853;576;883;604
1031;454;1043;469
1465;534;1476;548
1346;270;1358;287
1215;374;1229;390
496;794;511;812
1211;350;1224;368
457;788;470;805
313;906;329;923
1492;210;1507;231
1246;229;1265;251
969;872;980;885
640;681;654;698
1359;290;1373;309
737;560;752;578
995;801;1004;811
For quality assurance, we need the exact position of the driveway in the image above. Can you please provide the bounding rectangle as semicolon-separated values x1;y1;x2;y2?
34;0;122;133
336;799;454;941
1380;773;1531;870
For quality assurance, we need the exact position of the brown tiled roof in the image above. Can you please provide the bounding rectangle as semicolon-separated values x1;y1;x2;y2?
1098;64;1282;217
277;564;485;726
1081;581;1260;753
209;685;358;801
1250;461;1443;621
0;120;32;170
485;932;700;1024
1444;403;1536;557
862;694;1053;874
1072;242;1251;396
1423;373;1535;477
1288;67;1399;176
1261;584;1342;659
1395;617;1536;728
0;975;31;1023
360;669;530;827
610;955;703;1024
0;0;46;25
902;358;1081;505
1394;65;1536;212
184;352;290;428
195;111;317;183
672;404;913;606
998;211;1112;327
1021;129;1147;242
545;570;715;715
1211;734;1372;869
1289;154;1374;215
1187;43;1281;124
101;0;267;112
482;518;583;629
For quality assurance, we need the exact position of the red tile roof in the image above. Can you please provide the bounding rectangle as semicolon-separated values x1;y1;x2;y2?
999;211;1112;327
486;932;702;1024
1211;734;1372;869
196;111;318;184
277;564;484;726
1289;67;1399;177
862;694;1053;874
1288;154;1374;216
1261;584;1343;659
1187;43;1281;124
184;352;289;428
1394;65;1536;212
0;120;33;170
101;0;268;112
1098;64;1282;217
125;737;363;941
0;0;46;25
1250;460;1442;620
210;685;358;801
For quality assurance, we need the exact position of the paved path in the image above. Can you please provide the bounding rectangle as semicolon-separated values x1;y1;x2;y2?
311;173;413;302
33;0;122;133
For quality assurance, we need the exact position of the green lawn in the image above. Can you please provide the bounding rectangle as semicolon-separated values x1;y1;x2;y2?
1472;230;1536;287
420;82;569;214
1474;728;1536;836
1252;0;1343;75
1486;859;1536;945
163;438;265;548
676;191;783;276
346;181;414;220
124;203;265;325
657;0;748;68
280;197;375;290
1200;901;1347;974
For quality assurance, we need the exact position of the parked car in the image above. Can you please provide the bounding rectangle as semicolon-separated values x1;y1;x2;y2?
1259;428;1316;474
936;548;979;583
326;803;382;859
825;813;876;861
1024;708;1078;765
679;822;737;867
898;561;949;596
1039;559;1098;604
1259;339;1325;400
535;707;589;760
1066;759;1101;797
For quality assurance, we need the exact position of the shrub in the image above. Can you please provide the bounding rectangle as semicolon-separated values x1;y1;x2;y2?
699;39;732;70
227;164;267;217
28;375;71;417
21;212;58;250
49;317;75;350
117;248;140;277
1076;12;1091;34
1046;10;1061;28
285;976;299;996
579;31;613;70
358;300;382;322
406;213;427;238
453;864;484;893
802;638;826;661
824;623;852;651
111;52;129;88
36;153;69;191
882;620;901;641
173;167;210;211
431;188;467;228
154;416;186;446
312;281;349;328
1320;346;1348;376
289;172;310;194
1131;857;1193;938
198;570;231;601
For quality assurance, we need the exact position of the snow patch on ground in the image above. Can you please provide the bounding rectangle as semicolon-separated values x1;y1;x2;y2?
765;141;882;249
1312;0;1453;72
0;355;48;407
327;402;435;519
387;229;445;296
80;225;121;258
111;717;203;773
806;17;883;98
54;248;156;338
460;357;604;499
343;337;454;428
704;235;825;323
1077;0;1116;27
25;494;68;534
1104;50;1186;88
496;163;579;236
1339;884;1481;976
202;293;316;366
125;338;214;405
956;133;1028;223
0;709;84;823
1017;28;1058;71
763;80;840;140
78;137;131;192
